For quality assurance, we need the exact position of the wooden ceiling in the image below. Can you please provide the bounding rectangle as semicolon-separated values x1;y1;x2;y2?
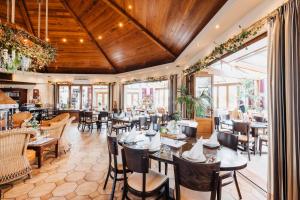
0;0;227;74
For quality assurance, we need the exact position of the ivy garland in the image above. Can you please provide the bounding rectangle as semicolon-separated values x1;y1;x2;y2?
0;23;56;72
183;17;267;75
124;75;168;85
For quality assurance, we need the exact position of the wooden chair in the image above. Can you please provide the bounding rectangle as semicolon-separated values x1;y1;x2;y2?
253;116;266;123
0;128;36;197
138;116;148;130
96;111;109;131
233;122;252;161
217;132;242;199
77;111;85;131
181;126;197;138
103;135;131;200
150;115;158;124
173;155;220;200
259;134;268;156
83;111;96;132
12;112;33;128
40;113;70;127
121;146;169;200
161;114;169;126
111;119;127;135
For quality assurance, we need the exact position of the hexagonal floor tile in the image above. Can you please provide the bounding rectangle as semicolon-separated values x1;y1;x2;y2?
28;182;56;198
45;172;67;183
65;171;86;182
4;183;34;198
75;182;98;196
52;182;77;197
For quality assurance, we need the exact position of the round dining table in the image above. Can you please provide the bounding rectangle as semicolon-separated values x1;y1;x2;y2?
117;134;248;171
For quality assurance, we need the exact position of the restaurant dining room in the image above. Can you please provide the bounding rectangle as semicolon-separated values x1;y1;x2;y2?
0;0;299;200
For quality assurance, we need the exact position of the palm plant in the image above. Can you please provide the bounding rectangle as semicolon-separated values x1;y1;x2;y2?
176;86;211;119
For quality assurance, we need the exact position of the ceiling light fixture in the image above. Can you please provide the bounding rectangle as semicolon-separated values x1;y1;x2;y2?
118;22;123;28
128;5;132;10
215;24;220;29
62;38;67;42
46;38;50;42
98;35;102;40
80;38;84;43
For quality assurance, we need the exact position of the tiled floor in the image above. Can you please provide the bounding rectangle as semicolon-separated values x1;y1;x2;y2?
2;125;268;200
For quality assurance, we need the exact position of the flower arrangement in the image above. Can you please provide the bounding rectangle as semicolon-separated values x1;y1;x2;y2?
0;23;56;72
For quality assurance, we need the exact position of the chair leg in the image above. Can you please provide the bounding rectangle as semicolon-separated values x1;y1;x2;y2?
121;185;127;200
103;166;111;189
247;142;251;161
164;180;170;199
110;171;117;200
164;163;168;175
233;171;242;199
259;140;262;156
217;179;222;200
158;161;161;173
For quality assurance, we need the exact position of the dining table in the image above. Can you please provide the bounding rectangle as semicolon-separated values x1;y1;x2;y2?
116;132;248;171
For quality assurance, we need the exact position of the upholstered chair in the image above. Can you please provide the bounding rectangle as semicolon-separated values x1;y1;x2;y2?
12;112;33;128
0;128;36;197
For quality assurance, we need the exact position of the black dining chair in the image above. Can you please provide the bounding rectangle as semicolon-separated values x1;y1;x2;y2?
83;111;97;132
150;115;158;124
181;126;197;137
217;132;242;200
78;111;85;131
121;146;169;200
233;121;253;161
161;114;169;126
253;116;266;123
103;135;131;200
173;155;220;200
138;116;148;130
96;111;109;131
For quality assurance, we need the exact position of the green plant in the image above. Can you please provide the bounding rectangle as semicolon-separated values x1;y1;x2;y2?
176;86;211;119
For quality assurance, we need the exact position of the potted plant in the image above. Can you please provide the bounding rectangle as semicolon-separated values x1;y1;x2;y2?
176;86;211;119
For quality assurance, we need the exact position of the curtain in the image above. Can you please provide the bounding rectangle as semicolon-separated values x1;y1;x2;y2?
119;83;124;112
169;74;178;114
108;83;114;111
268;0;300;199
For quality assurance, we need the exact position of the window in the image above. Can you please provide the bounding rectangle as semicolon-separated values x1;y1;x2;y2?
194;76;212;118
58;86;69;109
70;86;81;109
57;84;109;110
93;85;109;111
124;80;169;111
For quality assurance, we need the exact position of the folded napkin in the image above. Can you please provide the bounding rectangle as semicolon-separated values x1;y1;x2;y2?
167;120;176;133
206;131;220;146
149;132;161;150
118;112;125;118
185;137;206;160
125;126;139;143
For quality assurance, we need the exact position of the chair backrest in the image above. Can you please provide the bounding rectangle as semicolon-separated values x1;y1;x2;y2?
121;145;149;173
233;122;250;135
41;113;70;127
161;114;169;123
253;116;266;122
84;111;93;119
0;128;35;158
150;115;158;124
98;111;109;120
79;111;85;122
217;132;238;151
139;117;147;128
12;112;33;128
173;155;220;200
182;126;197;137
107;135;118;156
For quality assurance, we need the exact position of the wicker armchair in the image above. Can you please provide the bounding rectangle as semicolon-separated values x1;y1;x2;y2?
60;116;75;153
0;128;36;196
12;112;33;128
40;113;70;154
40;113;70;127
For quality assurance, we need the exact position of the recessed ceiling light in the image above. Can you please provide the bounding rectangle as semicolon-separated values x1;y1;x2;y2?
23;39;28;42
118;22;123;28
79;38;84;43
128;5;132;9
46;38;50;42
62;38;67;42
215;24;220;29
98;35;102;40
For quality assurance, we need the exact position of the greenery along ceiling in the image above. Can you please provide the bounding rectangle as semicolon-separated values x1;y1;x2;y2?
0;22;56;72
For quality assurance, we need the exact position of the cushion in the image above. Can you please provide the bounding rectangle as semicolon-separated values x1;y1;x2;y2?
128;169;168;192
179;186;212;200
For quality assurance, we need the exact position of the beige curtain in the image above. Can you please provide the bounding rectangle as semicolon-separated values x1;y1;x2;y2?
168;74;178;114
268;0;300;199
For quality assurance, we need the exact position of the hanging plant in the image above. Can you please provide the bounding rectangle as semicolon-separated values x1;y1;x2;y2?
0;22;56;72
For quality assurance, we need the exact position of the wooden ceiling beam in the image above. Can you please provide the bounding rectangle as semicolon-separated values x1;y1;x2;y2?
17;0;34;35
102;0;176;58
59;0;118;73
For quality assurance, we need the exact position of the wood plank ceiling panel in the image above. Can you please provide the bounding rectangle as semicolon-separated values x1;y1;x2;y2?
112;0;228;55
24;0;115;73
69;0;174;72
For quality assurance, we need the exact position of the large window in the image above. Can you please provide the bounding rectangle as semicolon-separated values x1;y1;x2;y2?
57;84;109;110
124;81;169;112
